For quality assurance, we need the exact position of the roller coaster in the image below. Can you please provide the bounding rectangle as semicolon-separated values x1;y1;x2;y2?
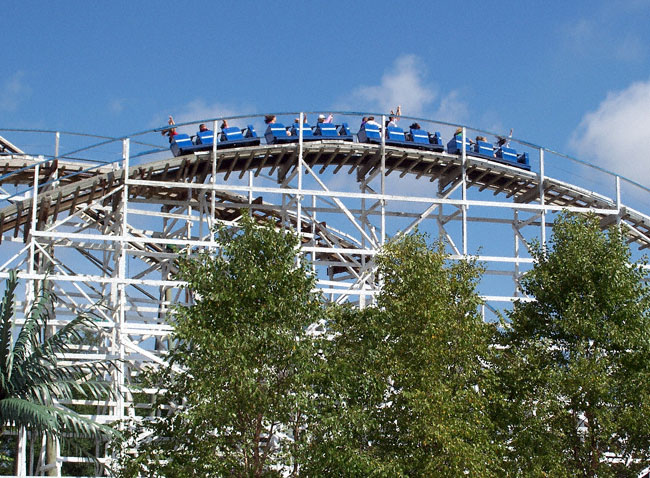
1;111;650;475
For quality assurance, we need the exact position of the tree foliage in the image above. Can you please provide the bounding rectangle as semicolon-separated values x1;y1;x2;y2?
115;213;650;477
305;232;501;476
117;216;324;477
496;213;650;477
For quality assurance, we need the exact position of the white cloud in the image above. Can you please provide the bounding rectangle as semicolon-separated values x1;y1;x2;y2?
353;54;434;116
561;11;646;63
337;54;468;124
565;18;596;52
153;99;242;134
1;71;31;111
435;90;468;124
614;34;645;62
109;98;126;114
173;99;238;125
570;79;650;184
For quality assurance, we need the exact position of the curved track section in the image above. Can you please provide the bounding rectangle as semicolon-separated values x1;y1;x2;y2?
2;141;649;248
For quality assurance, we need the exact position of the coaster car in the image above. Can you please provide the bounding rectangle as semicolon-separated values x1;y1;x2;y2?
495;147;530;170
288;123;320;141
170;134;212;157
219;125;261;149
408;128;445;152
265;123;298;144
313;122;354;142
357;123;382;144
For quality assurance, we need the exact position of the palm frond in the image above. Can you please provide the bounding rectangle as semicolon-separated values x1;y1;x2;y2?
39;313;98;356
52;404;121;440
0;397;121;440
0;271;122;446
0;271;19;388
11;356;116;403
12;292;51;368
0;397;58;432
26;377;115;405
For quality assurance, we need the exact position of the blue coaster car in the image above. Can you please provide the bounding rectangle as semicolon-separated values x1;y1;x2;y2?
357;123;382;144
408;129;445;152
195;130;214;146
314;122;338;138
170;134;194;156
337;123;353;141
288;123;319;141
313;122;354;142
447;135;472;155
471;140;496;160
219;125;261;149
265;123;298;144
170;133;214;157
385;126;409;147
495;147;531;170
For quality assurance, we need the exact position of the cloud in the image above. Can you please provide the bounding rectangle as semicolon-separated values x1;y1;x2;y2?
1;71;31;111
337;54;468;123
173;99;238;125
570;79;650;184
560;9;646;63
109;98;126;114
614;34;645;62
152;99;242;134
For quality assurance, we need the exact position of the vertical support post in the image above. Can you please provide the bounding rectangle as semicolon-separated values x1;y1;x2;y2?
380;115;386;246
461;127;467;256
248;171;253;213
298;112;303;239
360;183;366;308
54;132;60;160
615;175;621;227
28;434;34;476
115;138;130;423
28;162;40;279
211;119;218;243
186;134;193;241
539;148;546;248
16;427;27;476
514;209;520;297
311;194;316;275
45;438;61;477
121;138;130;246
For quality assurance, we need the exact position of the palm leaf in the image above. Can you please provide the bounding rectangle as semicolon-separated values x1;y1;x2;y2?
51;404;121;440
39;313;97;356
0;271;122;449
12;292;51;368
0;270;19;390
13;352;116;403
0;397;58;432
0;397;120;439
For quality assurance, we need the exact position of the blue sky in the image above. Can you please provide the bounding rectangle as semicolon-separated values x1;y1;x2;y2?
3;0;650;184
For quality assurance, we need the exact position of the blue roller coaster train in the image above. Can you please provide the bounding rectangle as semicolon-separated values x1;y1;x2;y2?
170;119;530;170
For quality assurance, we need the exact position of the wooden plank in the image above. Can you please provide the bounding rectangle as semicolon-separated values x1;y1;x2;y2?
255;150;271;177
238;151;256;179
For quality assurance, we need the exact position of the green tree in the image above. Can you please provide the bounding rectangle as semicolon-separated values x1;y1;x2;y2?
302;305;405;477
116;216;324;477
306;232;501;477
0;270;118;475
496;213;650;477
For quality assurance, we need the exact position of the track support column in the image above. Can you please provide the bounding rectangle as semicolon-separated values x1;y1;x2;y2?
539;148;546;248
461;127;467;256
